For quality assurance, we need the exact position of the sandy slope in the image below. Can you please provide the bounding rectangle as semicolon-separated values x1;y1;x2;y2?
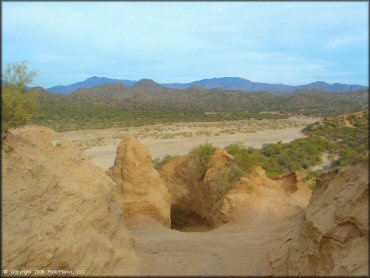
2;126;137;275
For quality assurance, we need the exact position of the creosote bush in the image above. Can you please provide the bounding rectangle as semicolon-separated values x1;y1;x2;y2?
153;155;179;171
191;142;215;181
2;62;38;135
226;143;265;174
210;163;245;201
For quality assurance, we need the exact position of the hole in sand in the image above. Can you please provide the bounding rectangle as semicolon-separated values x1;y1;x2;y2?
170;206;214;232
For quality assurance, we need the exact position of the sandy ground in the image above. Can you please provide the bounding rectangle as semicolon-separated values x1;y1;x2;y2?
61;116;320;170
310;152;339;171
129;212;296;276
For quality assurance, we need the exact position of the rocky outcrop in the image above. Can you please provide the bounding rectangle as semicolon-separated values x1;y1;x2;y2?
160;147;234;229
2;126;137;275
220;167;311;222
270;165;369;276
109;135;171;227
160;148;311;230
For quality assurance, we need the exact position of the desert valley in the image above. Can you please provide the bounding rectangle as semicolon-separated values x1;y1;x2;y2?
2;2;369;277
63;116;318;170
2;72;369;276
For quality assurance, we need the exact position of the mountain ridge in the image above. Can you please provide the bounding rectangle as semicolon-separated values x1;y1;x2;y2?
46;76;367;95
47;76;136;94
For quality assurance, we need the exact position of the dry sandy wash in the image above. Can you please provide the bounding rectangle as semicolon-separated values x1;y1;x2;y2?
62;116;319;170
2;124;368;276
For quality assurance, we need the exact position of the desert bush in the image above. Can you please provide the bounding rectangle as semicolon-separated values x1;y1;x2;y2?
210;163;245;201
261;136;332;177
2;62;38;135
153;155;179;170
226;143;265;174
191;142;215;181
302;111;368;168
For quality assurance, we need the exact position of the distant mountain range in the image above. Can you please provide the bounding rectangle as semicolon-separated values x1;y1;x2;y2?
47;76;367;95
31;80;369;132
47;77;136;94
164;78;368;93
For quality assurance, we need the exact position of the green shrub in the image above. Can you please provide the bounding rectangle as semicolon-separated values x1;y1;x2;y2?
225;143;265;173
307;180;316;190
191;142;215;181
303;111;368;168
2;62;38;135
153;155;179;170
261;136;332;178
210;163;245;201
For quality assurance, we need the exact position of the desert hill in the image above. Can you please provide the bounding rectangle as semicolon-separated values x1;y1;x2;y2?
47;76;136;95
2;126;368;276
47;76;368;95
29;85;368;131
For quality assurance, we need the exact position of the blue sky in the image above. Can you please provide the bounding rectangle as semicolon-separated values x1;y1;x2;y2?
2;2;368;87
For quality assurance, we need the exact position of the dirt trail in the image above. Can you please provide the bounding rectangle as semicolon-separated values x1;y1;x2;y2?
130;212;294;276
310;152;339;171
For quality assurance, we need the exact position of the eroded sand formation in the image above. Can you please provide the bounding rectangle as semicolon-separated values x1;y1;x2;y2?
160;147;235;229
2;126;368;276
108;135;171;228
220;168;312;223
160;148;311;230
2;126;137;275
270;166;369;275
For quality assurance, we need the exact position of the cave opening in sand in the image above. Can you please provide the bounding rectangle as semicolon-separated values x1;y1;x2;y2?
170;205;214;232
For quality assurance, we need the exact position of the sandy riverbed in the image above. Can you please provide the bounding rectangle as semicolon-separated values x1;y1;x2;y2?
61;116;320;170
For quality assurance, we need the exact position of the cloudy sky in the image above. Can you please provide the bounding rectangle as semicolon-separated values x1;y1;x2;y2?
2;2;368;87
